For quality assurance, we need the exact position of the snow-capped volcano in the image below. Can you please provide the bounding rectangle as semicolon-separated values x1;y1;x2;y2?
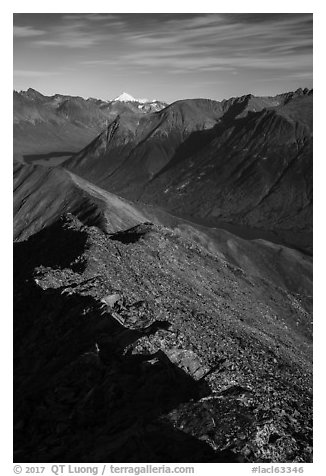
109;92;168;112
112;92;150;103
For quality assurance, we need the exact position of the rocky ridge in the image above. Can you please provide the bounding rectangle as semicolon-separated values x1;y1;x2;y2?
14;214;312;462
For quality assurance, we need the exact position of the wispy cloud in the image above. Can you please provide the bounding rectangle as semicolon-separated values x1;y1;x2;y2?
73;14;312;75
80;59;120;66
13;25;46;38
35;34;106;49
115;14;312;73
28;14;126;49
14;69;61;77
61;13;118;23
15;14;312;71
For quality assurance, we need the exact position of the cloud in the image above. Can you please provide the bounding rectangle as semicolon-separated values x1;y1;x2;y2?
32;29;109;49
61;14;118;22
35;35;105;48
13;25;46;38
14;13;312;81
74;14;310;75
258;71;313;82
14;69;61;77
29;14;125;49
80;59;119;66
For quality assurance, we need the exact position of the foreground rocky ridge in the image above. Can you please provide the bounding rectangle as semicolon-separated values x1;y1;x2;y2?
13;161;312;299
14;214;312;462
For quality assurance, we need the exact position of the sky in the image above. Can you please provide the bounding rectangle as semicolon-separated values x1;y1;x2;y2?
13;13;313;103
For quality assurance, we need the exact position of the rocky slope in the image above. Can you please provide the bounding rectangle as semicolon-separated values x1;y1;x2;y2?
65;89;312;253
14;213;312;463
13;161;312;299
14;157;312;462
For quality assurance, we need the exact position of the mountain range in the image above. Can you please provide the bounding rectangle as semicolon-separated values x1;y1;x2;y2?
64;87;312;253
13;88;168;162
13;87;313;463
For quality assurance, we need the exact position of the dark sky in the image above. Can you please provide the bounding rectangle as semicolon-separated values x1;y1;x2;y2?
13;13;313;102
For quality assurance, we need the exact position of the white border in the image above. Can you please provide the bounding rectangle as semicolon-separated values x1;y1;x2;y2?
4;2;323;474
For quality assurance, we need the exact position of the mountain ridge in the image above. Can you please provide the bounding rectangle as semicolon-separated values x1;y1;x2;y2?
13;88;168;161
64;88;312;253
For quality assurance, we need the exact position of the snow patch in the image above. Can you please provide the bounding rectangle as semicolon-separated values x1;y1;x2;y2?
113;92;137;102
113;92;153;104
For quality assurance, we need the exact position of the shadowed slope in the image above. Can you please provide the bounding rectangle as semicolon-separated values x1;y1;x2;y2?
14;214;312;462
13;162;151;241
64;90;313;253
14;160;312;298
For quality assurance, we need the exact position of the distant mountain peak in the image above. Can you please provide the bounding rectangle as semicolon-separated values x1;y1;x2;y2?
112;92;152;104
113;92;138;102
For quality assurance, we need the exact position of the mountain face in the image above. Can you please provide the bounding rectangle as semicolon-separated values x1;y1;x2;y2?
13;89;168;162
13;87;313;463
65;88;313;253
